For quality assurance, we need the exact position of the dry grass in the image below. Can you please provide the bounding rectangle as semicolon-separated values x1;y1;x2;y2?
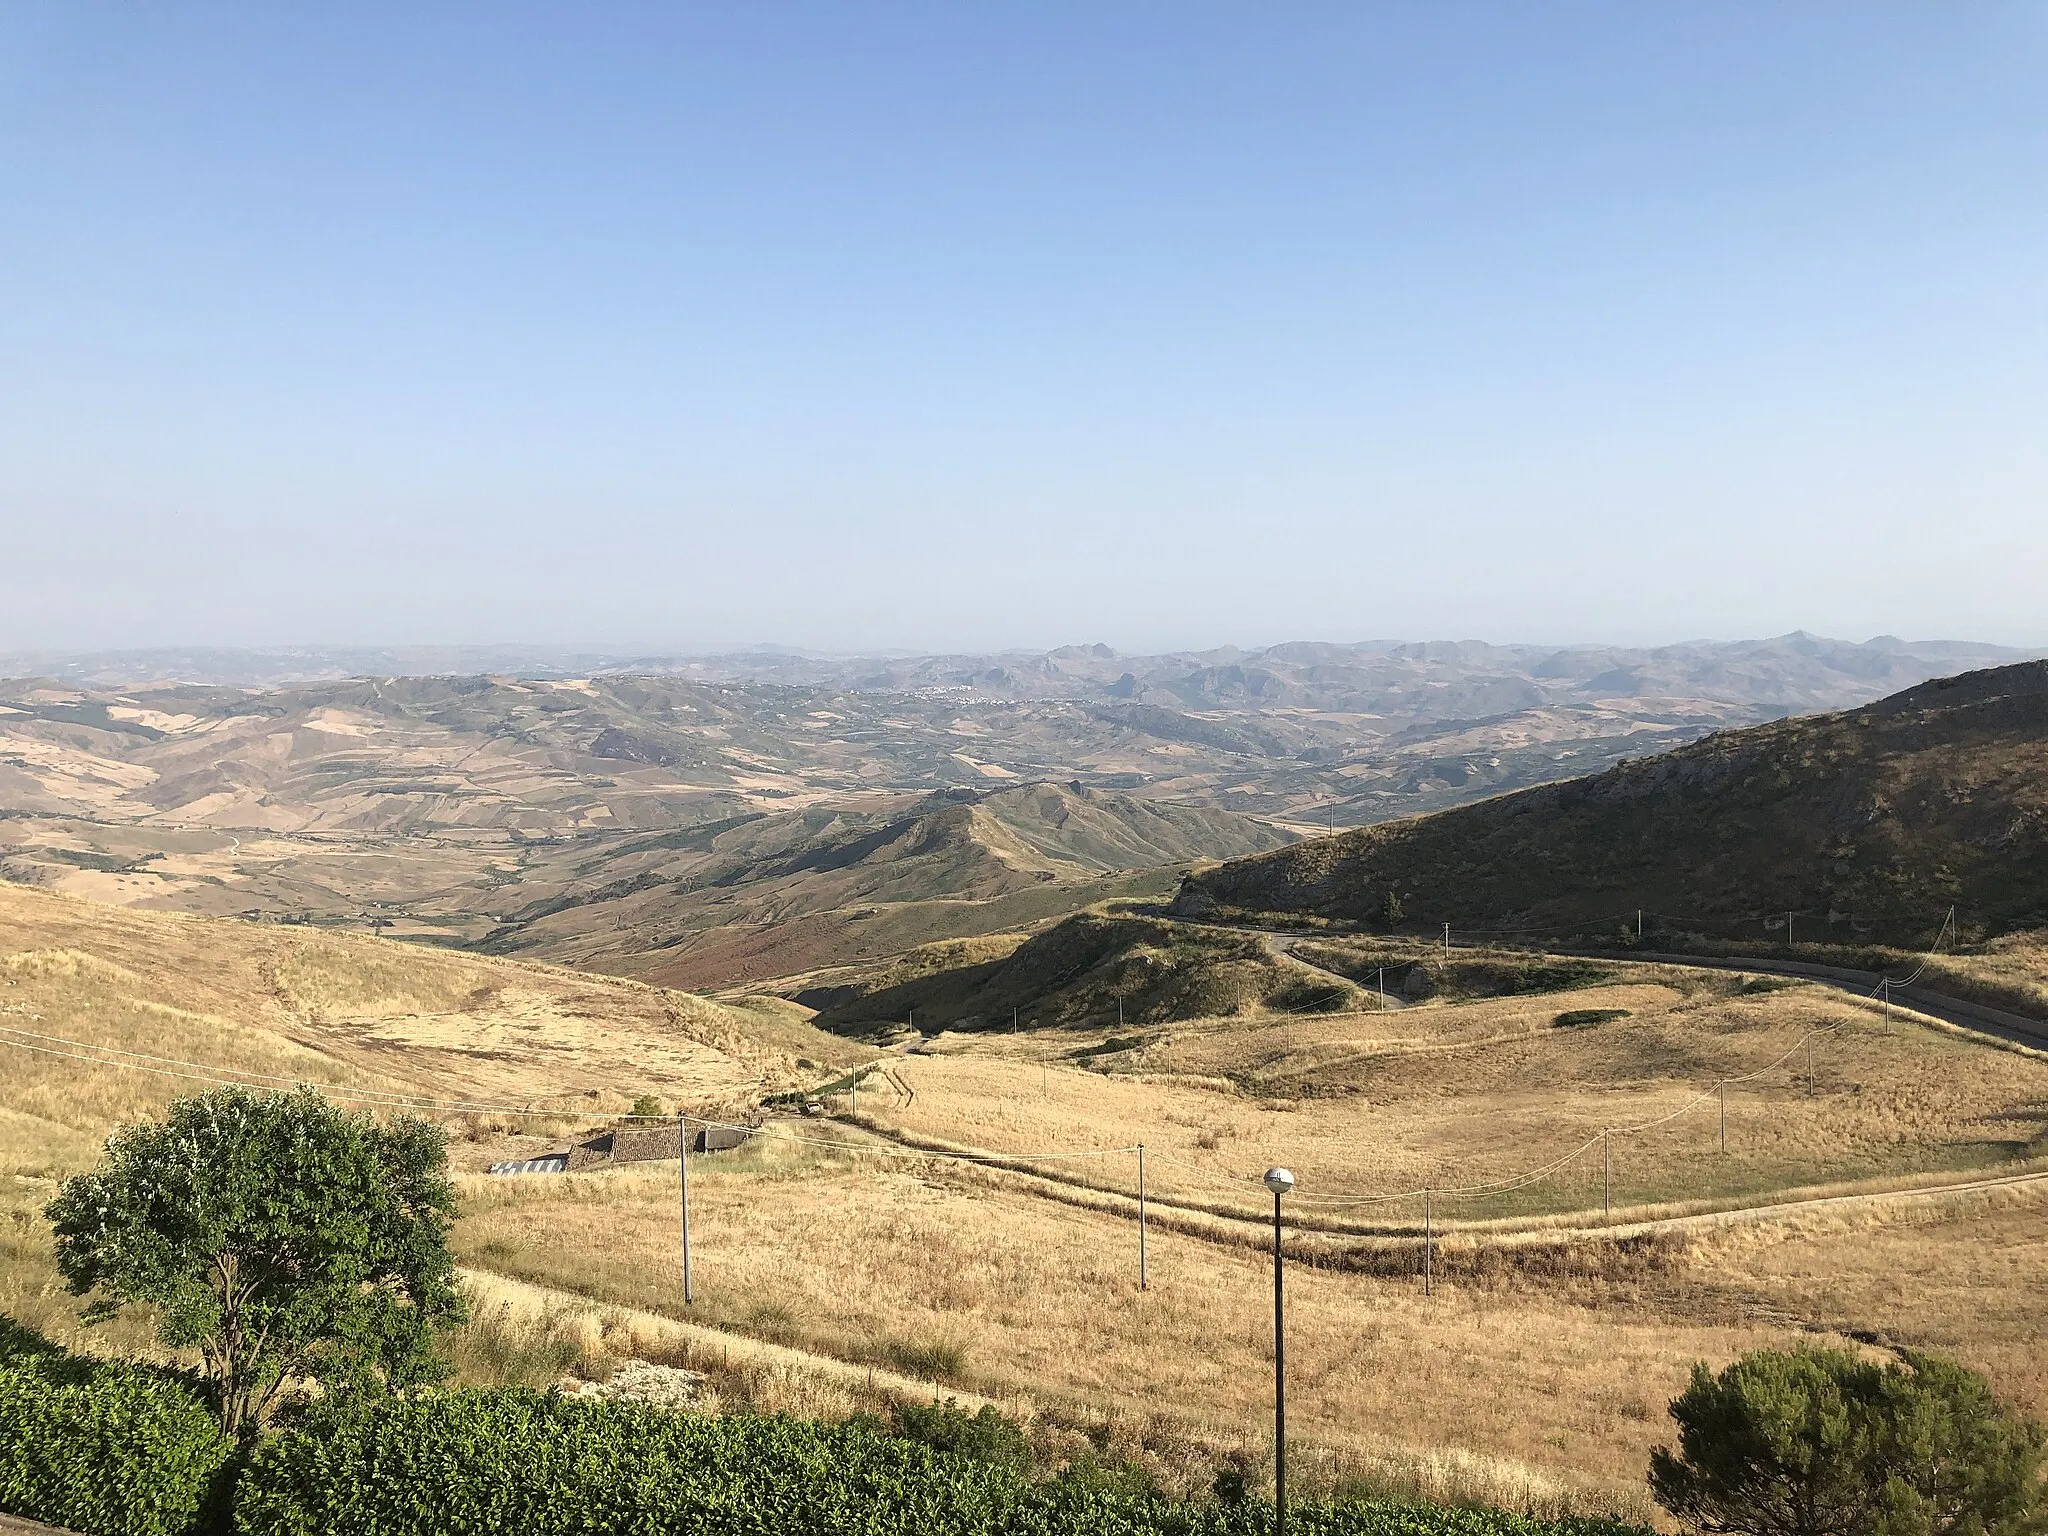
1678;1180;2048;1414
0;883;858;1160
855;979;2048;1224
8;882;2047;1517
0;882;860;1339
452;1148;1786;1513
1916;930;2048;1019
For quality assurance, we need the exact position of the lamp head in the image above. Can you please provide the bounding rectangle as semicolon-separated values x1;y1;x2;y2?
1263;1166;1295;1196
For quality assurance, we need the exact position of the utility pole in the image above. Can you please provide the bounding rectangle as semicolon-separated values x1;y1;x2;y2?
1137;1144;1148;1291
1637;910;1644;942
1378;966;1386;1012
1602;1130;1611;1218
850;1065;856;1119
1807;1040;1814;1096
1423;1186;1433;1298
1442;922;1451;962
678;1112;693;1305
1118;996;1124;1029
1719;1083;1726;1152
1882;980;1891;1035
1787;911;1794;949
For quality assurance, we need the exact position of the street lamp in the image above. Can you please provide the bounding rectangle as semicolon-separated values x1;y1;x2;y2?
1265;1166;1295;1536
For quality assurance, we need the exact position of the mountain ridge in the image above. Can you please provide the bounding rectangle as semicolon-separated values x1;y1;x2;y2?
1173;660;2048;946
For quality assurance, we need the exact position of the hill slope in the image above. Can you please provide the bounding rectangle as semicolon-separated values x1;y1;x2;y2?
484;782;1294;986
0;882;859;1191
1174;661;2048;945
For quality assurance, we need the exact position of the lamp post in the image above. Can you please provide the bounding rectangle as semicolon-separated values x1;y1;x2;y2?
1265;1166;1295;1536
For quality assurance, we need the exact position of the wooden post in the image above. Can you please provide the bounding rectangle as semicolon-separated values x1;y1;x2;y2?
1423;1186;1433;1297
678;1112;693;1305
1137;1144;1148;1291
1602;1130;1611;1217
1719;1083;1726;1152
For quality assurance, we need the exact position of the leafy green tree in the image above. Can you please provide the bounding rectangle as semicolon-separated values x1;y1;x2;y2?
1651;1347;2045;1536
45;1086;465;1436
1382;890;1405;928
628;1093;666;1119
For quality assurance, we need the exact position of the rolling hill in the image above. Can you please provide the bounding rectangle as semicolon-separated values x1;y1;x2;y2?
479;781;1295;987
3;635;2036;971
0;881;861;1195
1173;660;2048;948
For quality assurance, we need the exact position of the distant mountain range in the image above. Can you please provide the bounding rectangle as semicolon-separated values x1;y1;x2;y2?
3;633;2033;715
2;635;2038;971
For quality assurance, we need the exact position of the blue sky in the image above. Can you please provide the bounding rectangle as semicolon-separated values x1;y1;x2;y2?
3;4;2045;653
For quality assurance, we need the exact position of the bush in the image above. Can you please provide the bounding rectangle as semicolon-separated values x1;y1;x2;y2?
1650;1347;2044;1536
233;1391;1030;1536
0;1320;233;1536
1554;1010;1630;1028
231;1388;1652;1536
46;1086;465;1434
892;1398;1033;1472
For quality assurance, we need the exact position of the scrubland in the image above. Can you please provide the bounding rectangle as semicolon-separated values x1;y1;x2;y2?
6;880;2048;1514
447;1132;2048;1511
854;976;2048;1223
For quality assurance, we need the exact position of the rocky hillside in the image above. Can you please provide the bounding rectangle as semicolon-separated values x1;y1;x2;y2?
1174;661;2048;947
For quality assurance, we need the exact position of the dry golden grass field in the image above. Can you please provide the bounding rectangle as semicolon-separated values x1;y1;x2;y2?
5;881;2048;1515
839;969;2048;1222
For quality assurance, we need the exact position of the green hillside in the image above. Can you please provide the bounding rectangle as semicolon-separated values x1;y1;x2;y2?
1173;660;2048;948
806;911;1361;1036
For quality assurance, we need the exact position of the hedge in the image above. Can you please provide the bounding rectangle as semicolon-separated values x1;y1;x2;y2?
0;1322;233;1536
233;1387;1650;1536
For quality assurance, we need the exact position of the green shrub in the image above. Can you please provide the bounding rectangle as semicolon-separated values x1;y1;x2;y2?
1071;1035;1145;1061
233;1391;1030;1536
1554;1009;1630;1028
892;1399;1033;1472
877;1335;968;1382
230;1386;1653;1536
1650;1347;2044;1536
0;1321;233;1536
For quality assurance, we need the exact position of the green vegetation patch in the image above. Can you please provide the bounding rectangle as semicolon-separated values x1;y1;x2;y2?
1553;1009;1631;1028
1738;975;1803;995
234;1386;1651;1536
813;912;1361;1035
0;1318;233;1536
1292;943;1614;1004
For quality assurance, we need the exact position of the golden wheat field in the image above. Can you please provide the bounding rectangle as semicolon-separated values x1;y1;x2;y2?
6;881;2048;1515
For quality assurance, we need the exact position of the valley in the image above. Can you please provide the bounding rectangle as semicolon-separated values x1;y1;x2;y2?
2;633;2032;988
4;643;2048;1515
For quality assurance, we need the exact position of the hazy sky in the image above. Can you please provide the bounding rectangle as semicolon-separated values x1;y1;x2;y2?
4;5;2045;654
